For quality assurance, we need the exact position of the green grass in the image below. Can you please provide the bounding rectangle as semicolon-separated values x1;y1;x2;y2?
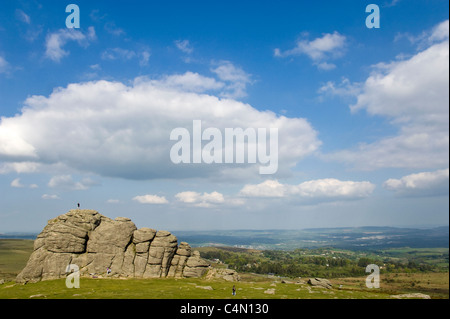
0;239;34;281
0;276;396;299
0;239;447;299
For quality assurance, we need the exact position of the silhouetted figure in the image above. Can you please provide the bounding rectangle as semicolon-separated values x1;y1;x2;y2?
77;203;80;209
232;285;236;296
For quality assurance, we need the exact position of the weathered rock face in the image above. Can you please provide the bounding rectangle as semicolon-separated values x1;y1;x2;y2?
307;278;333;289
16;210;210;283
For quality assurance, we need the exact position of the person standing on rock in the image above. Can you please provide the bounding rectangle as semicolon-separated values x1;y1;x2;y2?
77;203;80;209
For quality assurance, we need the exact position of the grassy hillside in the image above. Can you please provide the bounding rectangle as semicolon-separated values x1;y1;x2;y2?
0;239;34;281
0;276;393;299
0;239;448;299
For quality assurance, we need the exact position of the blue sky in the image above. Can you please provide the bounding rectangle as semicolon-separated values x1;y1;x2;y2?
0;0;448;232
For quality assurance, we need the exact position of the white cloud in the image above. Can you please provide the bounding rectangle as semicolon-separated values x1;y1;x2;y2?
102;47;151;66
0;55;9;74
384;168;449;196
318;78;362;98
133;194;169;204
325;20;449;170
101;47;136;60
140;50;151;66
45;27;96;62
11;177;38;188
210;60;253;98
0;75;320;181
0;162;40;174
153;72;224;93
48;175;97;190
395;19;449;49
42;194;60;200
175;40;193;54
429;20;449;43
175;191;225;207
11;178;24;188
106;199;121;204
239;180;286;198
316;62;336;71
383;0;401;7
275;31;346;70
104;22;125;37
15;9;31;24
293;179;375;198
240;178;375;200
0;121;37;160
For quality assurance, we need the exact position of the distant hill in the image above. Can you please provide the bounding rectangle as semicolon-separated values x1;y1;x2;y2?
0;233;37;240
175;226;449;250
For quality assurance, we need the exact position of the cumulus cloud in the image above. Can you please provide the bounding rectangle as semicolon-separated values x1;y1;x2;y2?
11;178;25;188
318;77;362;98
384;168;449;196
48;175;98;190
239;180;286;198
395;19;449;50
133;194;169;204
324;20;449;170
275;31;346;70
11;177;38;188
153;72;224;93
45;27;96;62
175;191;225;207
0;162;40;174
0;75;320;181
240;178;375;200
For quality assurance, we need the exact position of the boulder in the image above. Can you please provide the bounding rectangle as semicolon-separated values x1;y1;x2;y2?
15;210;211;283
264;288;276;295
183;251;210;278
205;268;240;282
133;228;156;244
307;278;333;289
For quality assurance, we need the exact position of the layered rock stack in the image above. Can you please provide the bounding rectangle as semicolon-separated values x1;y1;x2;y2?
16;209;210;283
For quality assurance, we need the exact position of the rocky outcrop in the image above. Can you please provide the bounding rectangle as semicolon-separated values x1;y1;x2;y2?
16;210;210;283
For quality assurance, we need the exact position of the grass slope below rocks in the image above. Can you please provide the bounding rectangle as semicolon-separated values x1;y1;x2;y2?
1;277;394;299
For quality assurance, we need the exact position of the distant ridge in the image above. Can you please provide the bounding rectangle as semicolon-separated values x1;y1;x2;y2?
0;232;37;239
176;226;449;250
